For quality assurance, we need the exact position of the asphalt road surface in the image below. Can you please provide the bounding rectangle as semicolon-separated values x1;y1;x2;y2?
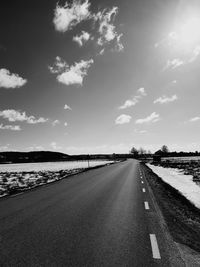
0;160;182;266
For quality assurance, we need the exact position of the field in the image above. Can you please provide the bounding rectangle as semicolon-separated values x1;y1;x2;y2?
0;160;114;198
148;156;200;209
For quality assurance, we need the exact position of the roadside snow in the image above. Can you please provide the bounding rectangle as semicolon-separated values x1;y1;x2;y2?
147;164;200;209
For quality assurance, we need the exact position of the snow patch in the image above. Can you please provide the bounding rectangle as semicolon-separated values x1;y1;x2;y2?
147;164;200;209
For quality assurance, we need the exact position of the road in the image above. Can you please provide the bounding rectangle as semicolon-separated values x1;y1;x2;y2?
0;160;182;266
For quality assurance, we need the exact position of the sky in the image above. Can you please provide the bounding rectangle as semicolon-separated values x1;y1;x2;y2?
0;0;200;154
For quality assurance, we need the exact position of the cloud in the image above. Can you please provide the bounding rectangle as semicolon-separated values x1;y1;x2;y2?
95;7;118;44
119;87;147;109
0;124;21;131
53;1;124;54
64;104;72;110
0;144;10;151
99;48;105;55
115;33;124;52
0;109;48;124
73;31;91;46
52;119;60;126
189;45;200;62
189;116;200;122
134;129;147;134
0;68;27;89
154;94;178;104
135;112;160;124
115;114;131;125
53;0;91;32
50;142;61;150
49;57;94;86
137;87;147;96
29;145;44;151
164;59;184;70
94;6;123;51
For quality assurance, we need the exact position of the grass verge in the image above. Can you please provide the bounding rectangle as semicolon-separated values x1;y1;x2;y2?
142;163;200;253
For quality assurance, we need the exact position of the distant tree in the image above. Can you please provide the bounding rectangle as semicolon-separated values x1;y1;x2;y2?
130;146;139;157
138;147;146;155
161;145;169;154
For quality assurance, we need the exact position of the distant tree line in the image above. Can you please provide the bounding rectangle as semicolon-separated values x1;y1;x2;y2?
130;145;200;158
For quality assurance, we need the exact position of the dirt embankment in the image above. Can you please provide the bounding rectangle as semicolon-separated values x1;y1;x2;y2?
141;163;200;254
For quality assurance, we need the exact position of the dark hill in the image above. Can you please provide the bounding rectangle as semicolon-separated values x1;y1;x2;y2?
0;151;71;164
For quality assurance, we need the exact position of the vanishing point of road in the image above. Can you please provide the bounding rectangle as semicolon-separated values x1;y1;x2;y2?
0;160;184;266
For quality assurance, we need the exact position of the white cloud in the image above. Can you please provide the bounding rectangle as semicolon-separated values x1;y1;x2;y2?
189;116;200;122
95;7;118;44
64;104;72;110
53;0;91;32
119;99;139;109
119;87;147;109
94;6;123;51
134;129;147;134
115;33;124;52
73;31;91;46
29;146;44;151
137;87;147;96
49;57;94;86
64;122;68;126
189;45;200;62
154;94;178;104
99;48;105;55
50;142;61;150
0;144;10;151
0;68;27;89
135;112;160;124
53;1;124;54
0;124;21;131
0;109;48;124
115;114;131;125
164;59;184;70
52;120;60;126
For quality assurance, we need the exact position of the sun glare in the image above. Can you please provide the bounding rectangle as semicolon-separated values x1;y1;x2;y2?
170;17;200;50
180;18;200;45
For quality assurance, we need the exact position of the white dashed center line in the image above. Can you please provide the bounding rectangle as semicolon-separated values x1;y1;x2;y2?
141;181;144;184
142;188;146;193
150;234;161;259
144;201;149;210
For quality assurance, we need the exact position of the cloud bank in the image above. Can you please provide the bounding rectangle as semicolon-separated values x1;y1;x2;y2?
0;109;48;124
0;124;21;131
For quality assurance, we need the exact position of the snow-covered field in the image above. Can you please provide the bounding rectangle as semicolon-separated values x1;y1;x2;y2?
0;160;114;197
0;160;112;173
162;156;200;162
147;164;200;209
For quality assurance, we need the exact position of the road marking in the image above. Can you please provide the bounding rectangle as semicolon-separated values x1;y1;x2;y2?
141;181;144;184
150;234;161;259
142;188;146;193
144;201;149;210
